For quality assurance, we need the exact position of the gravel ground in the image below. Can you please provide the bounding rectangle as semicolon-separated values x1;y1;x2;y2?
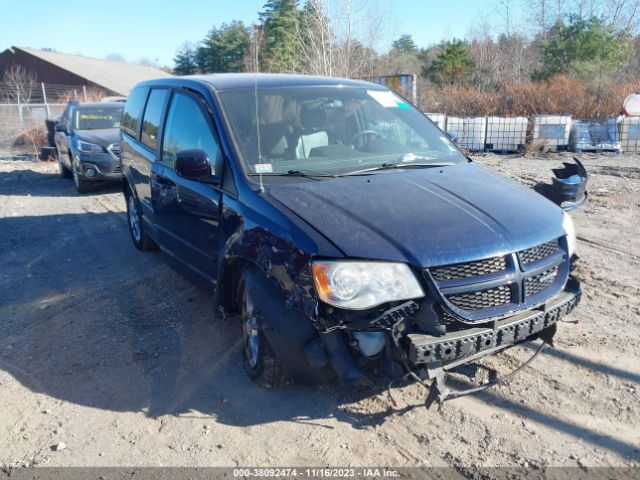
0;154;638;471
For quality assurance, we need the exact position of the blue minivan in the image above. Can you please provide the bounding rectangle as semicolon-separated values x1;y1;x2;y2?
120;74;583;404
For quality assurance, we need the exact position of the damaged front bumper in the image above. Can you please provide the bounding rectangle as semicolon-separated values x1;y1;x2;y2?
406;276;581;369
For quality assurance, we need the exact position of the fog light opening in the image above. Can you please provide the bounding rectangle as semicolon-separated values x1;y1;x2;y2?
85;168;96;178
353;332;386;357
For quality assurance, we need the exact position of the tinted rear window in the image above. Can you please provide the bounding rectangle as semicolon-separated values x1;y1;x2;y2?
122;87;149;137
74;107;123;130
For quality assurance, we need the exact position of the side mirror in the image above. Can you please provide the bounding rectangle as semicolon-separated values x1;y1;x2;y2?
55;124;66;132
174;148;217;183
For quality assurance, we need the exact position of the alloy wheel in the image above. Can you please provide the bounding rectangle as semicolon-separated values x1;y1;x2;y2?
128;195;141;243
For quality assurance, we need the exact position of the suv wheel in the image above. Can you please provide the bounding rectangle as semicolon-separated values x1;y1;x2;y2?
58;157;72;178
239;271;287;388
72;160;92;193
126;189;158;251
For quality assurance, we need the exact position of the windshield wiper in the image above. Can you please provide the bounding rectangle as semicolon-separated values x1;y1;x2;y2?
248;169;338;179
344;161;454;176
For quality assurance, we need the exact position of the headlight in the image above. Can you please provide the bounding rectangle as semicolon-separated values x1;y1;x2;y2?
562;211;577;257
76;140;103;153
312;261;425;309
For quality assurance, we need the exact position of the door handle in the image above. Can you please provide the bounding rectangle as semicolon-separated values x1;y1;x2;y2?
152;174;173;188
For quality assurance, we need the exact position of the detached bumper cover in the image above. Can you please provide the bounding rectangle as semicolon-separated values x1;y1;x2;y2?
407;277;581;365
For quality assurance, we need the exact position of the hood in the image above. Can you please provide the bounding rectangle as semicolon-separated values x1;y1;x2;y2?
74;128;119;147
267;162;566;268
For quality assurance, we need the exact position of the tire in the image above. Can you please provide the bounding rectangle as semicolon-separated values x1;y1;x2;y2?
59;158;72;178
125;187;158;251
71;159;92;193
238;270;288;388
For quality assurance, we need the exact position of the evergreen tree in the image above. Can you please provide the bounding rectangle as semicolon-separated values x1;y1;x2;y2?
201;21;250;73
534;16;634;81
392;34;417;54
173;42;199;75
423;40;475;85
259;0;301;73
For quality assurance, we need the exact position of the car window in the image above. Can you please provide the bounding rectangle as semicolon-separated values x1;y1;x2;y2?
140;89;168;150
217;86;465;178
122;87;149;137
74;106;123;130
161;92;220;170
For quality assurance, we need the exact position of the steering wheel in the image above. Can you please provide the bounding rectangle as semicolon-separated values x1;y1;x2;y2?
349;129;381;145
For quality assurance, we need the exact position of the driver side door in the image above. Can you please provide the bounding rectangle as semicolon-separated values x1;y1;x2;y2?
151;91;223;283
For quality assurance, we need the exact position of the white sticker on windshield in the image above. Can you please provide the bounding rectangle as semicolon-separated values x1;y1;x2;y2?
254;163;273;173
367;90;402;108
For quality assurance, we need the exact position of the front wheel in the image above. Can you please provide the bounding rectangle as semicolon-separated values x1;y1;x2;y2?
59;157;72;178
126;189;158;251
72;160;92;193
239;271;288;388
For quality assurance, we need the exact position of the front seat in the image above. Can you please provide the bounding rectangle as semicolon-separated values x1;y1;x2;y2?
295;108;330;159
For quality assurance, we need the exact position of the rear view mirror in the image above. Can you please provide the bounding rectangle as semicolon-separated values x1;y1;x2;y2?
174;149;216;183
535;158;588;211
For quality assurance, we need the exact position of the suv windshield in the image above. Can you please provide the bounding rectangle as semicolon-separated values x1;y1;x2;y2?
217;86;465;178
74;106;123;130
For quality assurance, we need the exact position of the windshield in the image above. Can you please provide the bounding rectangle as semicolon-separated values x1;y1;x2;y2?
217;86;465;177
74;106;123;130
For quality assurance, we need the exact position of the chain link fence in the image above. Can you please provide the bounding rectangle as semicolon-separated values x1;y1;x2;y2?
0;82;107;160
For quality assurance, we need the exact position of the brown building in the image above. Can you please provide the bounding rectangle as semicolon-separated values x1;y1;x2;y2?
0;46;172;96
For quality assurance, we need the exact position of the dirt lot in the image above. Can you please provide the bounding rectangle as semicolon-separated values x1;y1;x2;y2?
0;154;638;470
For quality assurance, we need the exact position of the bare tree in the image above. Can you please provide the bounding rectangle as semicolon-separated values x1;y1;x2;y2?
606;0;640;32
528;0;551;39
244;24;265;73
294;0;389;78
296;0;334;76
105;53;126;62
136;57;158;67
3;65;36;103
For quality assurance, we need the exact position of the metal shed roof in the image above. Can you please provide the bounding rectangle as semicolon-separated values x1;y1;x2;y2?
14;47;172;96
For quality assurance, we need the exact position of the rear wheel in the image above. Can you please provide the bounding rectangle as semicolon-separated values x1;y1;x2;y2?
72;160;92;193
239;271;287;388
126;189;158;251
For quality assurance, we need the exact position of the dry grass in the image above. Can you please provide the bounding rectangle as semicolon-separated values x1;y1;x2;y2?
419;75;640;119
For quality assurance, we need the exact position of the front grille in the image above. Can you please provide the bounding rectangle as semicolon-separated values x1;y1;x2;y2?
428;237;566;322
431;256;506;281
524;267;558;297
519;239;560;265
447;285;512;310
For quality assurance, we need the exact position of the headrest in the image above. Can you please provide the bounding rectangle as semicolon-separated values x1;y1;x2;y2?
300;107;327;131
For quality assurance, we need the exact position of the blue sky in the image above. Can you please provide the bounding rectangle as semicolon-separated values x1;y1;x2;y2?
0;0;490;67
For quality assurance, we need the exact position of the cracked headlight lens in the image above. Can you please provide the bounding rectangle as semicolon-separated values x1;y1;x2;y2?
312;261;425;310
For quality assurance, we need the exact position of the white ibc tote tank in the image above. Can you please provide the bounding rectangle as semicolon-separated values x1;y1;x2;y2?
446;116;486;151
485;116;528;152
533;115;572;151
425;113;446;131
619;116;640;153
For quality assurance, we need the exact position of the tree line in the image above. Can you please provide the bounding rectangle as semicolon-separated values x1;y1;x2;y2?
173;0;640;118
